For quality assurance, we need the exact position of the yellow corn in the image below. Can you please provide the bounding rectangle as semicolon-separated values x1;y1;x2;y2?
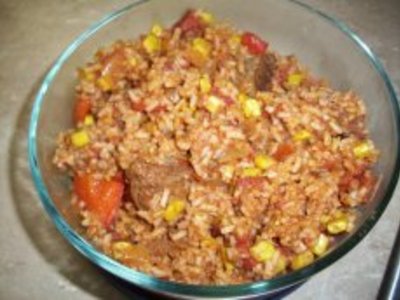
197;10;214;24
202;237;217;248
254;154;275;170
83;115;94;126
238;93;247;104
275;255;287;274
192;38;212;57
250;240;276;263
164;199;186;222
243;98;262;118
353;141;373;159
293;129;312;141
320;214;330;225
96;75;113;92
128;57;137;67
229;34;241;48
205;95;223;114
287;73;304;87
112;241;135;259
79;68;96;82
312;234;329;256
71;130;90;147
151;23;163;36
111;241;149;262
242;167;262;177
327;216;348;234
220;247;229;265
143;33;161;54
291;251;314;270
224;262;234;274
199;74;212;94
220;165;235;181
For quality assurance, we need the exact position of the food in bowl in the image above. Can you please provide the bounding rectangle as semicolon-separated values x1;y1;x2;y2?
53;9;379;284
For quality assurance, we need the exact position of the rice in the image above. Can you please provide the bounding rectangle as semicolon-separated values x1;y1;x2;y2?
53;9;379;285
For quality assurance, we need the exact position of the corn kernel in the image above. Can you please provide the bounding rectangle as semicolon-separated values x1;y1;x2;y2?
320;214;330;225
79;68;96;82
151;23;163;36
164;199;186;222
199;74;212;94
220;165;235;181
291;251;314;270
205;95;223;114
111;241;149;261
293;129;312;141
243;98;262;118
225;262;234;274
242;167;262;177
202;237;217;248
83;115;94;126
353;141;373;159
197;10;214;24
128;57;137;67
96;75;113;91
327;216;348;234
287;73;304;87
275;255;287;274
71;130;90;147
192;38;211;57
250;240;276;262
143;34;161;54
238;93;247;104
229;34;241;48
254;154;275;170
220;247;229;264
312;234;329;256
112;241;135;259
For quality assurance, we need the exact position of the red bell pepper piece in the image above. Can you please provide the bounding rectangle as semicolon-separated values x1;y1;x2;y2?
273;143;295;161
74;174;124;227
73;95;91;124
173;10;204;36
241;32;268;55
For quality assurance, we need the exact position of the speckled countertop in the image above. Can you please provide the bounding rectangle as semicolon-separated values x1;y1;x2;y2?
0;1;399;299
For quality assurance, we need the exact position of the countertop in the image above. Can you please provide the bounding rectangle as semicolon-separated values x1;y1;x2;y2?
0;0;399;299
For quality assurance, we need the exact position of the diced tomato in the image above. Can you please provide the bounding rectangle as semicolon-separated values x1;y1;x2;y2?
241;257;257;271
236;234;252;253
273;143;295;161
322;159;337;171
237;177;266;189
339;174;353;192
74;95;91;124
173;10;204;35
74;174;124;227
241;32;268;55
131;100;146;112
262;110;270;119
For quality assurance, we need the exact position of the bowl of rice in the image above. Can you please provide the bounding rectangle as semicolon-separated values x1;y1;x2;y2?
28;0;400;298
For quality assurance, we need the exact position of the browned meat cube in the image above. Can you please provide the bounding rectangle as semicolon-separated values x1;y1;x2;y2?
126;160;193;210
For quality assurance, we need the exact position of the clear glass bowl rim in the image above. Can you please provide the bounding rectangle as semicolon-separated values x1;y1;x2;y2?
28;0;400;298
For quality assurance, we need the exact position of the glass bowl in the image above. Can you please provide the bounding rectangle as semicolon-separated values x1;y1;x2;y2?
28;0;400;298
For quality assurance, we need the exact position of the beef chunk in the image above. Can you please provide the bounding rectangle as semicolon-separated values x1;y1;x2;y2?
254;53;277;91
126;160;193;210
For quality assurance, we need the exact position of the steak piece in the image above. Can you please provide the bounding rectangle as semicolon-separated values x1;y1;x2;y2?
126;160;193;210
254;53;277;91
